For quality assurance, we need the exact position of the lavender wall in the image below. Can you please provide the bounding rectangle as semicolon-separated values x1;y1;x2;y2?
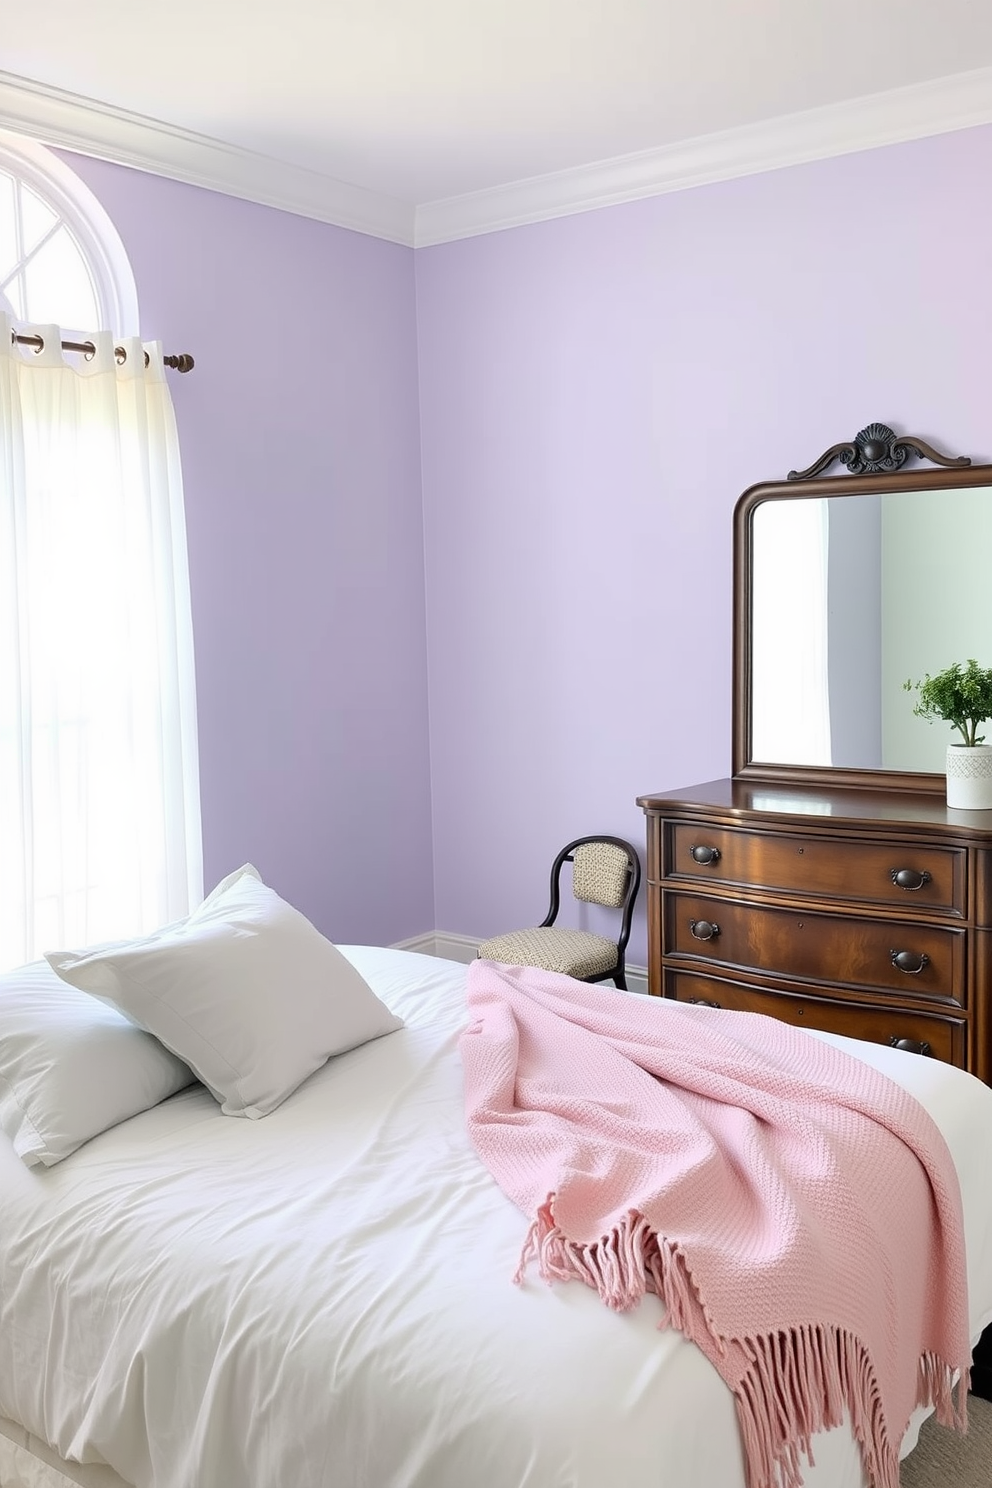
61;154;434;945
415;125;992;965
50;126;992;968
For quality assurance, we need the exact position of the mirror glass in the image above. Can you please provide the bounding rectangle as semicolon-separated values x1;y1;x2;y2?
749;486;992;775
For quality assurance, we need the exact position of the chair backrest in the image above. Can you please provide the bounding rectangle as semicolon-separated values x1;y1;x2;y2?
571;840;631;908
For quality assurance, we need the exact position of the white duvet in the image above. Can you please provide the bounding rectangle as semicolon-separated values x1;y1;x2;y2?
1;947;990;1488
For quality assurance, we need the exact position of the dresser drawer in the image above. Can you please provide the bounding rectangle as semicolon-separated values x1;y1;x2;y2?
666;823;964;916
663;890;965;1005
664;970;966;1066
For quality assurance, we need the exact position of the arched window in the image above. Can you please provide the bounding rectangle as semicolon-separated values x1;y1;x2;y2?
0;130;139;336
0;135;202;971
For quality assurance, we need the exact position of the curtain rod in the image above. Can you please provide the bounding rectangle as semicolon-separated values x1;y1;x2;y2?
10;331;194;374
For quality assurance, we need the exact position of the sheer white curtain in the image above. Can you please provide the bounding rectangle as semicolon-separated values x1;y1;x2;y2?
751;497;832;766
0;314;202;970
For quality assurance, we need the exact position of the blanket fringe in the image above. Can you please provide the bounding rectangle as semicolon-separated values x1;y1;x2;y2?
515;1197;968;1488
514;1194;725;1345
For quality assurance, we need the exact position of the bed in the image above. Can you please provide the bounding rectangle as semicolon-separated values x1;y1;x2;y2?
2;943;991;1488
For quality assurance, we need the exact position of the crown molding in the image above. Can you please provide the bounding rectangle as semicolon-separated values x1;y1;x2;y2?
2;65;991;251
0;71;415;246
413;65;992;246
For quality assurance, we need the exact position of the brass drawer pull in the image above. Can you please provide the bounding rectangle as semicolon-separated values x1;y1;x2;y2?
689;919;720;942
687;997;721;1008
690;845;721;866
889;1036;933;1057
890;868;932;892
890;949;930;975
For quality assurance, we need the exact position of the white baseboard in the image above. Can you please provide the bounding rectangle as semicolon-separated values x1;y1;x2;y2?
391;929;649;997
390;930;448;958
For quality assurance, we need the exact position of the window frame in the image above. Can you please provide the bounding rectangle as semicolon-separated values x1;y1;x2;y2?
0;129;139;338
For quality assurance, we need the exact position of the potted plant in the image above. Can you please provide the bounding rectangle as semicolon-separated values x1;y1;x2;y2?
904;659;992;809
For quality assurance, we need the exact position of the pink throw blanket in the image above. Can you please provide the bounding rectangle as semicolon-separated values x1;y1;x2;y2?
461;960;971;1488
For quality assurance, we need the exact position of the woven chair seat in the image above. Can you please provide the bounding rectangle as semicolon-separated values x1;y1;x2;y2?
477;926;619;980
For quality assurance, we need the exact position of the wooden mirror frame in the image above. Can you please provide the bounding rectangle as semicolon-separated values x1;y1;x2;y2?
732;423;992;793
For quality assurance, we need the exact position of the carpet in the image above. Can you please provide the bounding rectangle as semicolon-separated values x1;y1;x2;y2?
900;1394;992;1486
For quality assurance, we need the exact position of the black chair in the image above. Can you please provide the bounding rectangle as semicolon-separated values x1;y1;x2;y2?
477;835;641;989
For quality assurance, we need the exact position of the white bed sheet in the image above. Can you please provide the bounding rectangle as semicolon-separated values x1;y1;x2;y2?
1;947;990;1488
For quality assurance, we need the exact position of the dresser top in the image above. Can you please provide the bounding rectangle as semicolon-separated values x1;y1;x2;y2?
636;777;992;836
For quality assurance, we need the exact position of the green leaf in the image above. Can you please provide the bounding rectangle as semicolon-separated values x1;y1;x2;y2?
904;660;992;748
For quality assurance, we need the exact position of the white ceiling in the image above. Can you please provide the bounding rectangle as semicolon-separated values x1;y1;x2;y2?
3;0;992;244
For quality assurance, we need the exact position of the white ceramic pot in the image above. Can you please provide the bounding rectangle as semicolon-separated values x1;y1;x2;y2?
945;743;992;810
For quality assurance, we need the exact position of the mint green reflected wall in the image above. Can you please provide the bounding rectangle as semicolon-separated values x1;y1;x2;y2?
881;488;992;771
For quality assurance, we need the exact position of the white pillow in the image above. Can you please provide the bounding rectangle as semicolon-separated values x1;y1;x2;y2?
46;865;404;1119
0;959;195;1168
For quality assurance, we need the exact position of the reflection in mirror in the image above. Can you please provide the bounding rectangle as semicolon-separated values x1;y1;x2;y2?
751;487;992;774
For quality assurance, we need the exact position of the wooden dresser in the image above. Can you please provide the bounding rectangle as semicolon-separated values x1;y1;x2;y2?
636;777;992;1086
